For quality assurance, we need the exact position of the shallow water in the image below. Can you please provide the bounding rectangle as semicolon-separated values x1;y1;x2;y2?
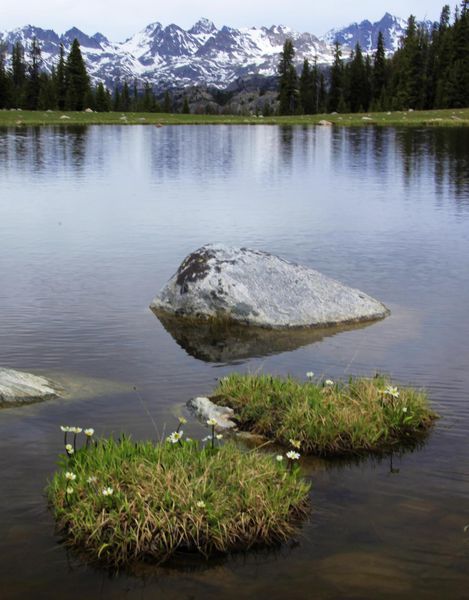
1;124;469;599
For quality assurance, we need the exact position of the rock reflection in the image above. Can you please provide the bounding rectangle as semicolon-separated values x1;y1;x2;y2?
151;309;377;363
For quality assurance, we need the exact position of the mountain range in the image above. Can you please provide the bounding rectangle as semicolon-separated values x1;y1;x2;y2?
0;14;432;90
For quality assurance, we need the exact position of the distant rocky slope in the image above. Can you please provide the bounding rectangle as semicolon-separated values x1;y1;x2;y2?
0;14;433;90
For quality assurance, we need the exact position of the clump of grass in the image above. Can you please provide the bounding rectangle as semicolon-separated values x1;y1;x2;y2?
212;373;437;456
47;434;310;567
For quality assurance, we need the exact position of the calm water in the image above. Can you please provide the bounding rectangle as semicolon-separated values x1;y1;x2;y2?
1;124;469;599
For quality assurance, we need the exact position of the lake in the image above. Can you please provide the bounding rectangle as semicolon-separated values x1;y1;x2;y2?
1;124;469;599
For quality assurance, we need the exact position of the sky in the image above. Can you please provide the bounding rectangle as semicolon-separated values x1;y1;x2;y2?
1;1;448;39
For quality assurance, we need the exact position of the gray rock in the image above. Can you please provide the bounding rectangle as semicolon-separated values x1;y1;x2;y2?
151;244;389;329
0;367;61;407
187;396;237;430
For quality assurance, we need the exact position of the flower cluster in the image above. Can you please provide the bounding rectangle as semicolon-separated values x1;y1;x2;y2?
61;424;95;455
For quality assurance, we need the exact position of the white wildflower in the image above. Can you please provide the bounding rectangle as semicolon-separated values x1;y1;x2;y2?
60;426;71;432
65;472;76;481
66;486;74;495
196;500;206;508
276;455;284;462
178;416;187;424
206;418;217;426
84;428;94;437
306;371;314;379
102;487;114;496
167;431;183;444
384;386;399;398
216;434;223;440
65;444;74;455
87;476;98;484
286;451;300;461
325;379;334;386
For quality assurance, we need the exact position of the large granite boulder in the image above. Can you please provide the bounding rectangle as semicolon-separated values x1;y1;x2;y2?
0;367;61;407
151;244;389;328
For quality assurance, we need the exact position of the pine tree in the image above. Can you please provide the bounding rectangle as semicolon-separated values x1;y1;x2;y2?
26;37;42;110
328;41;344;112
64;39;90;111
121;81;130;110
163;90;172;113
0;43;11;108
299;58;315;114
318;72;327;113
278;38;299;115
95;82;110;111
55;44;67;110
38;71;57;109
392;15;427;109
450;1;469;106
347;43;370;112
132;79;139;110
11;42;26;107
310;58;319;113
372;31;387;108
182;96;190;114
142;82;154;111
113;85;121;111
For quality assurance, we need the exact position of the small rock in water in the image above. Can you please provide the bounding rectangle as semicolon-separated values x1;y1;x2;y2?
318;120;333;126
187;396;237;430
0;367;61;406
151;244;389;328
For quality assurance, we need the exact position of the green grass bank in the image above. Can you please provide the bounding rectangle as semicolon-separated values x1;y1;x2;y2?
211;373;437;456
1;107;468;127
48;435;310;567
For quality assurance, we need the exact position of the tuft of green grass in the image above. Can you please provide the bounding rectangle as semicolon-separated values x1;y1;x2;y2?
212;373;437;456
47;436;310;567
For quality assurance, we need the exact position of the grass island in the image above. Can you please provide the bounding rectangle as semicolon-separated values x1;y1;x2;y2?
48;432;310;567
211;373;437;456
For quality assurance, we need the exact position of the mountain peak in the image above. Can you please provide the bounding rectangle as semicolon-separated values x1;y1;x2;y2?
189;18;217;35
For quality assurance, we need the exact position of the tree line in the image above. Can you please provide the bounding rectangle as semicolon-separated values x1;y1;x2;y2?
1;2;467;115
278;1;469;114
0;37;188;113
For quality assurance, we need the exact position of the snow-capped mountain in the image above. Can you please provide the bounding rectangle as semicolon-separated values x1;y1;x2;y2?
0;15;425;90
323;12;433;54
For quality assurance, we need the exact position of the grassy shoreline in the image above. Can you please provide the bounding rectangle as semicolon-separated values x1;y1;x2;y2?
1;107;469;128
211;373;437;456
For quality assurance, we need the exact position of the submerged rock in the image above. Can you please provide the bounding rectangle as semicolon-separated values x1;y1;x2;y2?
151;244;389;329
187;396;237;430
0;367;61;407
